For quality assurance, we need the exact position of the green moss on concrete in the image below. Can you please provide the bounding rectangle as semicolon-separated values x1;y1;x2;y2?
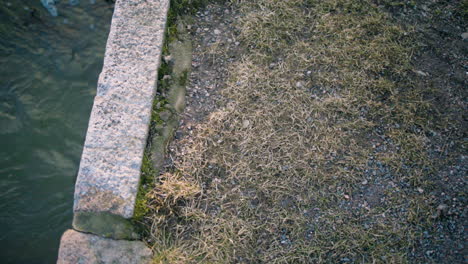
133;3;193;232
134;154;156;222
73;212;140;240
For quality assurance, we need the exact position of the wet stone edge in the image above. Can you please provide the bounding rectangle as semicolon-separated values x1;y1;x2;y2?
57;0;173;263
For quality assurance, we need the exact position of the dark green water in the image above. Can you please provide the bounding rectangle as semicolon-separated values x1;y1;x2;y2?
0;1;113;263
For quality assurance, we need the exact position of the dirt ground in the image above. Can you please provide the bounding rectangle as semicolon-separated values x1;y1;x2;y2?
143;1;467;263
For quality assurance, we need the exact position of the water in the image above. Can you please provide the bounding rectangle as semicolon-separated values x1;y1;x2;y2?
0;1;113;263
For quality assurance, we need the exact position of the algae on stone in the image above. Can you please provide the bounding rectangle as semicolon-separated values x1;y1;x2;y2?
73;211;140;240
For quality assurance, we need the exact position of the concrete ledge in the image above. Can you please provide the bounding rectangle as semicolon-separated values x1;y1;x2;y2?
73;0;170;220
57;230;151;264
58;0;170;261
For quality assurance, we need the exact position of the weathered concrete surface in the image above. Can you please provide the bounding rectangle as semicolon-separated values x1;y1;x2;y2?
151;21;192;172
73;0;170;220
57;230;151;264
167;21;192;114
73;212;140;240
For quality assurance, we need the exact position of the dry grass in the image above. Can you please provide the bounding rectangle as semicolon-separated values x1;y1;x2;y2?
147;172;200;213
144;0;464;263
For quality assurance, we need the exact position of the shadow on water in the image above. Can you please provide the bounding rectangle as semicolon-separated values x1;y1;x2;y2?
0;1;113;263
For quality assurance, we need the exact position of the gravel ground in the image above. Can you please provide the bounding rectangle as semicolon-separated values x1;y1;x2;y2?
166;4;241;167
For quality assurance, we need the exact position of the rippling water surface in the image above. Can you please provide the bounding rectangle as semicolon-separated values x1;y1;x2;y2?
0;1;113;263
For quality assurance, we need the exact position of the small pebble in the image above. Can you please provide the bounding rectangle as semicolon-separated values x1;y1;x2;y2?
163;55;172;62
461;32;468;40
414;70;429;77
432;204;449;219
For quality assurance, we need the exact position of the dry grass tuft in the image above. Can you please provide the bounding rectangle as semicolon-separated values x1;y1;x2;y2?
147;172;200;213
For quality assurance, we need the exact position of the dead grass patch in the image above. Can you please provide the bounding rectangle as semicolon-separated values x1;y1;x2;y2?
145;0;465;263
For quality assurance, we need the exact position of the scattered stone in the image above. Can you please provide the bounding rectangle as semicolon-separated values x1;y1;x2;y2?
432;203;449;219
41;0;58;16
214;29;221;35
414;70;429;77
341;257;351;263
461;32;468;40
242;119;250;128
175;130;184;139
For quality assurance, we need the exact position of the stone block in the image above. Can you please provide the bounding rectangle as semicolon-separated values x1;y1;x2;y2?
73;0;170;220
57;230;152;264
